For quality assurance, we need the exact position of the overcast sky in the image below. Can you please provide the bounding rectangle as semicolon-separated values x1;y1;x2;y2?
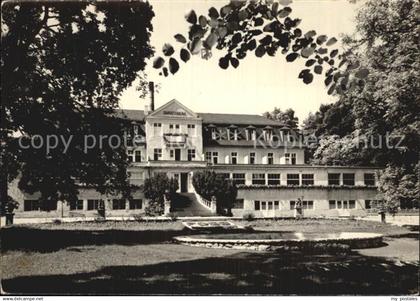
119;0;361;125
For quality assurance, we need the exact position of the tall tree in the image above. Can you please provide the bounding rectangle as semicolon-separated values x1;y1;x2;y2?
309;0;420;209
1;1;154;208
263;107;299;130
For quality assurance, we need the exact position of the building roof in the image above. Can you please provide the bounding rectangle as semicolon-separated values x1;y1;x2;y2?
114;109;145;121
198;113;283;126
114;109;284;127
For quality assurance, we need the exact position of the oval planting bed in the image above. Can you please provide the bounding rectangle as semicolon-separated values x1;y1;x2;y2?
174;232;384;251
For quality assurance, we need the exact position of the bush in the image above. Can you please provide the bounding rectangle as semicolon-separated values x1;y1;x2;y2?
143;173;178;216
192;170;237;213
145;201;164;216
243;212;255;221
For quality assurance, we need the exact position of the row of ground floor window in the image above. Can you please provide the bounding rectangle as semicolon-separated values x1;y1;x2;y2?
21;198;374;213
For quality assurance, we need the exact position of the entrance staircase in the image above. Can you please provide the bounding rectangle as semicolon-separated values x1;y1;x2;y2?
171;193;216;217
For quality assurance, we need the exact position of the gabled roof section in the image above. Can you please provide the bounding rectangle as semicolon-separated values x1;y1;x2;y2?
147;99;199;119
113;109;145;122
198;112;283;126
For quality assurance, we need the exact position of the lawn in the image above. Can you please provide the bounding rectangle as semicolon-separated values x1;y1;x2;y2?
1;219;418;295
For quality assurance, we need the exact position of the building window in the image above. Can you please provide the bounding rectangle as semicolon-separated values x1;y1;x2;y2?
170;149;174;158
329;200;336;209
188;149;196;161
24;200;40;211
247;129;256;140
231;152;238;164
112;199;126;210
187;124;195;136
328;173;340;185
232;173;245;185
267;173;280;185
205;152;212;163
70;200;84;211
343;173;355;186
87;199;100;211
287;174;300;185
289;201;296;210
264;129;272;141
302;201;314;209
285;153;297;164
129;199;143;210
134;150;141;162
267;153;274;164
133;125;139;135
274;201;279;210
365;200;372;209
252;173;266;185
364;173;376;186
212;152;218;164
349;200;356;209
154;148;162;161
302;174;314;185
249;152;255;164
153;123;161;135
175;124;180;133
254;200;260;210
233;199;244;209
127;150;134;162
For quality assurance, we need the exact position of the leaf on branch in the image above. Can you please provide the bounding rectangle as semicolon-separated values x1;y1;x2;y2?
199;15;207;27
326;37;337;46
255;45;266;57
355;68;369;79
174;34;187;43
153;57;165;69
314;65;323;74
188;38;202;54
254;18;264;26
325;75;333;86
230;57;239;68
298;69;313;84
272;2;279;15
219;56;229;69
205;32;218;49
169;58;179;74
301;46;315;58
247;39;257;51
304;30;317;39
259;35;272;46
162;43;175;56
221;5;232;17
316;35;328;45
327;83;336;95
330;49;338;58
238;9;249;21
305;59;316;67
318;48;328;55
209;7;219;19
277;7;292;18
186;10;197;24
218;27;228;38
180;48;191;62
286;52;299;62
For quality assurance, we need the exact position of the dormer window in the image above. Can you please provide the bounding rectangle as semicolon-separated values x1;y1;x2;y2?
228;125;238;140
264;127;273;141
133;124;138;135
211;128;217;140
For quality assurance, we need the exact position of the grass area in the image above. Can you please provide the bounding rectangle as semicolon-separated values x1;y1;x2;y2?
1;218;418;295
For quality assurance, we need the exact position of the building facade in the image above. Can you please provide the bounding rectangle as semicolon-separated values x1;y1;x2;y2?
9;99;380;219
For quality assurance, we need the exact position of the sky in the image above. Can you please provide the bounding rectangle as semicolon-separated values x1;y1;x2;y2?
119;0;362;125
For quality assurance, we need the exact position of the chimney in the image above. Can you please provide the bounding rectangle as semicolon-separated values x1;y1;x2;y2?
148;81;155;111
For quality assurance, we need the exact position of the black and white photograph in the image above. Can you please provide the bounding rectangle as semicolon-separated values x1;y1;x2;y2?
1;0;419;297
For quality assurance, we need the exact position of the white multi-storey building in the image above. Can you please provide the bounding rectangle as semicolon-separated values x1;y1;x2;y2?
10;97;380;219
